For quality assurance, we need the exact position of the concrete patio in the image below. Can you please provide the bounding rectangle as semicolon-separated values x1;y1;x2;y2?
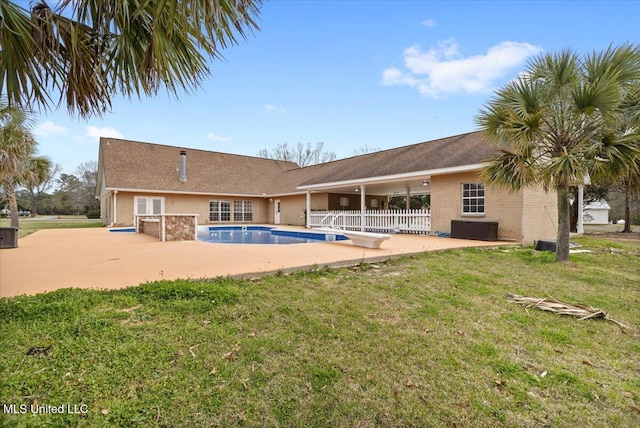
0;227;509;298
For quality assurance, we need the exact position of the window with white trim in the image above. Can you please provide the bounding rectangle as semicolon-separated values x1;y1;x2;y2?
210;200;231;222
135;196;164;215
339;197;349;209
233;200;253;222
462;183;485;214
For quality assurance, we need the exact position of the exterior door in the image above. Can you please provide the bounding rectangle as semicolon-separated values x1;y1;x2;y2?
135;196;164;215
274;199;281;224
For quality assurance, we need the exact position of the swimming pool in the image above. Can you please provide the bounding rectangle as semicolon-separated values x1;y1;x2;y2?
197;226;348;245
109;227;136;233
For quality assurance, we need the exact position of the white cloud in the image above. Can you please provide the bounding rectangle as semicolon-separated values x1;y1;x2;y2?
206;132;231;142
264;104;286;113
85;126;123;139
420;18;436;28
381;39;542;97
33;121;68;137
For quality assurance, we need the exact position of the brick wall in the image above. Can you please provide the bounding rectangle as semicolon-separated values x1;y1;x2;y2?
484;182;524;243
522;186;558;244
430;171;524;243
430;171;558;245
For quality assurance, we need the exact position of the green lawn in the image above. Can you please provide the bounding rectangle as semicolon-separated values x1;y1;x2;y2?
1;236;639;427
0;216;103;238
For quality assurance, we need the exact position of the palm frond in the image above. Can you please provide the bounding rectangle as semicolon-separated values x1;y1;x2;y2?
0;0;263;118
0;99;39;184
528;49;581;92
506;294;629;330
587;131;640;181
22;155;52;188
480;149;538;190
538;148;589;189
584;43;640;87
0;1;53;112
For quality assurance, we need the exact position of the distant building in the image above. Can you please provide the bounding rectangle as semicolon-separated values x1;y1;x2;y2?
583;200;610;225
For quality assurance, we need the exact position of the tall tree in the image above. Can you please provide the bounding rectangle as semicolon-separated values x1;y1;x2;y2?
74;160;99;213
352;145;381;156
0;0;262;118
54;173;84;215
617;159;640;232
24;162;59;215
0;100;51;228
476;45;640;262
388;195;430;210
594;83;640;232
257;142;337;167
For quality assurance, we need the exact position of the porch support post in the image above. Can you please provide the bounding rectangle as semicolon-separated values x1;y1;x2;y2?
405;187;411;210
360;185;366;231
306;191;311;229
113;190;118;225
577;184;584;234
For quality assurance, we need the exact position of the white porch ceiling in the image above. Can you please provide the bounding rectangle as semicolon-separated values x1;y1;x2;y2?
310;176;432;197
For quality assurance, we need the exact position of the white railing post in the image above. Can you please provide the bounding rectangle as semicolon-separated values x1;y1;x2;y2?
306;191;311;229
360;185;365;231
307;208;430;234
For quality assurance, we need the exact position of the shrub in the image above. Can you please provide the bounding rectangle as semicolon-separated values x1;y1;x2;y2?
86;209;101;219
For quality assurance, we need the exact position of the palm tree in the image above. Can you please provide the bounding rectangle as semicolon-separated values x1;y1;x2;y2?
0;100;50;228
0;0;262;118
476;45;640;262
23;156;54;216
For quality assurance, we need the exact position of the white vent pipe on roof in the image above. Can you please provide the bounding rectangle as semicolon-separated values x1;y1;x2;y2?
179;150;187;182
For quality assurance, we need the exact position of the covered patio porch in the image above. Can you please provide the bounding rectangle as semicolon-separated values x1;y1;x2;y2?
302;173;433;234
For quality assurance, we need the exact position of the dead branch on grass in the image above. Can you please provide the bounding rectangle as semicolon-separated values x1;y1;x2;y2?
189;344;199;358
506;294;629;330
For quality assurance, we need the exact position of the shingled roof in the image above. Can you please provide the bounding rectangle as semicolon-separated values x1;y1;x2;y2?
98;138;300;195
98;131;497;196
296;131;498;187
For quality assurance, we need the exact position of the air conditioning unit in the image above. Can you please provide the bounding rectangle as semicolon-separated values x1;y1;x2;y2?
0;227;18;249
450;220;498;241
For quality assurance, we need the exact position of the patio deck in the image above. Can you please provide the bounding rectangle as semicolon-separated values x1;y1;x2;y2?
0;227;511;298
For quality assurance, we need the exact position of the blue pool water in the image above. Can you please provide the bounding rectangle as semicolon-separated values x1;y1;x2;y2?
109;227;136;232
198;226;348;245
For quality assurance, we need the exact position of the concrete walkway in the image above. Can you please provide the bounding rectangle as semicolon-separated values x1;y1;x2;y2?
0;228;509;298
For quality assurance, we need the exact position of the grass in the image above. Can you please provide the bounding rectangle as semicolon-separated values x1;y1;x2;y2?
0;236;639;427
0;216;103;238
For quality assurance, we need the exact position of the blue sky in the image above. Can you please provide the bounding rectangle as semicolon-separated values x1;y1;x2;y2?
31;0;640;174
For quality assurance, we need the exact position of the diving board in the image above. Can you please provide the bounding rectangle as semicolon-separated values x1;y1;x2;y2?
315;227;391;249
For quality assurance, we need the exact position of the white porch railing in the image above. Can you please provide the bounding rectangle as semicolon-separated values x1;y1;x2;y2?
309;209;430;234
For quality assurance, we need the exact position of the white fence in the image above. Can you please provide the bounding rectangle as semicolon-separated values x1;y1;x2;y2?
308;209;430;234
